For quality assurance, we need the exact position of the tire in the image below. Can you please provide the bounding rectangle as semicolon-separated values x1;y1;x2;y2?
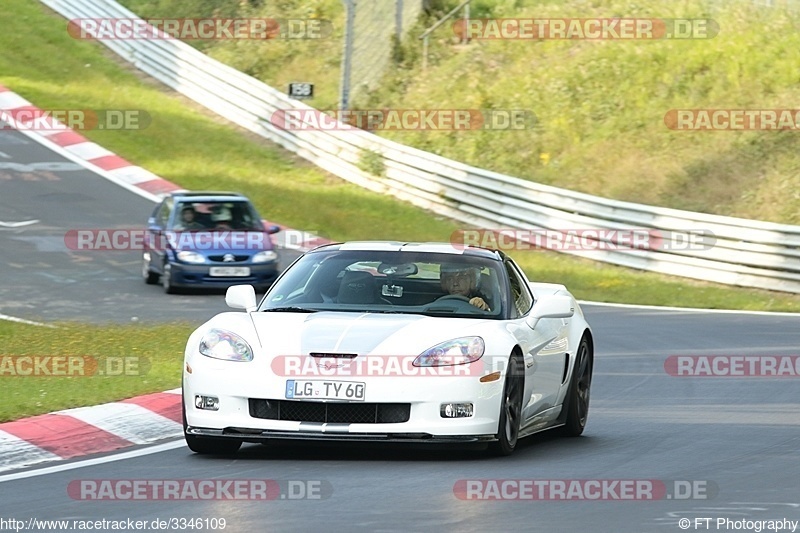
561;335;593;437
490;351;524;456
162;262;177;294
182;398;242;455
142;254;159;285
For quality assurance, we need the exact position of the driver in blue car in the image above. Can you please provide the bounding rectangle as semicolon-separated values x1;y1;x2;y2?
439;264;491;311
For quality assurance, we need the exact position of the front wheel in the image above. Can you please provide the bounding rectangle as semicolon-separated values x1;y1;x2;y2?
561;335;593;437
142;254;159;284
162;262;177;294
182;399;241;455
490;352;524;456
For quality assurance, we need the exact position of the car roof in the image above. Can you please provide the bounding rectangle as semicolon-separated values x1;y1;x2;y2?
312;241;502;260
168;191;249;202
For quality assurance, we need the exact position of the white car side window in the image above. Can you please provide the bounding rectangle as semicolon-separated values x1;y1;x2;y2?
505;261;533;318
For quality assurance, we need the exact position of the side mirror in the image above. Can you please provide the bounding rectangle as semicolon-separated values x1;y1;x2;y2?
525;295;574;328
226;285;257;312
261;219;282;234
533;295;574;319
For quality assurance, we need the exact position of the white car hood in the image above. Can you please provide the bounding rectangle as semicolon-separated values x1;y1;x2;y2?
246;311;487;356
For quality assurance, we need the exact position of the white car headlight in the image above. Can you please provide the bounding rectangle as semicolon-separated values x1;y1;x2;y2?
414;336;485;367
252;250;278;263
199;329;253;362
176;250;206;264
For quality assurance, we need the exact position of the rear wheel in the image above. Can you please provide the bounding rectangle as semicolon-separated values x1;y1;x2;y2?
561;335;593;437
490;351;524;456
182;398;242;455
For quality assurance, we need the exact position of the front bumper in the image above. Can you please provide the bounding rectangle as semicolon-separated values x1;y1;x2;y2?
169;261;279;288
185;426;496;444
184;364;506;440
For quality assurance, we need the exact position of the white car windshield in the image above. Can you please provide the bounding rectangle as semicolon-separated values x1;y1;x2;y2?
260;249;507;318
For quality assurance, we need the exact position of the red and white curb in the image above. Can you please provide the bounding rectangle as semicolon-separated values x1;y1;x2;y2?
0;83;332;252
0;390;182;473
0;86;180;198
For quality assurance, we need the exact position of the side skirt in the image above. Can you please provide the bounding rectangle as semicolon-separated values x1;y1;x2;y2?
518;405;564;439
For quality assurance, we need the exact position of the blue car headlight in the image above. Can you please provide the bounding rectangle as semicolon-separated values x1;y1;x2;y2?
414;337;485;367
199;329;253;362
176;250;206;264
252;250;278;263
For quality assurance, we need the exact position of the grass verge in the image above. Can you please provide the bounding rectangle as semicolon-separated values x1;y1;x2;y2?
0;320;190;422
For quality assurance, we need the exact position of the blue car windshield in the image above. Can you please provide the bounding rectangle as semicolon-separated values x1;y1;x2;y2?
261;249;508;319
170;201;263;231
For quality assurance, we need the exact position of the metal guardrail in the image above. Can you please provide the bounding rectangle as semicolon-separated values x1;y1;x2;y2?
39;0;800;293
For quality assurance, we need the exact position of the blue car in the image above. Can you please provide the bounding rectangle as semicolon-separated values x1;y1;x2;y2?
142;191;281;293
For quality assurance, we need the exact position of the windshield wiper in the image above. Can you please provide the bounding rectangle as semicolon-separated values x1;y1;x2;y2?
262;306;319;313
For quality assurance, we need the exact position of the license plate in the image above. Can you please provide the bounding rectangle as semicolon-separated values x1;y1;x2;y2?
209;266;250;277
285;380;366;401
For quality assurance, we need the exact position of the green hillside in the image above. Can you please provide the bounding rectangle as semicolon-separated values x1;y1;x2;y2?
121;0;800;224
2;0;800;310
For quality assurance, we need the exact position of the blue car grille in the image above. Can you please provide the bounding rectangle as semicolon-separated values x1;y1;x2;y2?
208;254;250;262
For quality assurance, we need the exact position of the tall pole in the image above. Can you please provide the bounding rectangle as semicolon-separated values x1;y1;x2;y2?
339;0;356;111
462;1;469;44
395;0;403;39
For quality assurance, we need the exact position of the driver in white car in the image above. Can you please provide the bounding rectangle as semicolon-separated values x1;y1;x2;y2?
439;264;491;311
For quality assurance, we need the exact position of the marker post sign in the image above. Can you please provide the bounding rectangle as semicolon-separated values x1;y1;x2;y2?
288;82;314;100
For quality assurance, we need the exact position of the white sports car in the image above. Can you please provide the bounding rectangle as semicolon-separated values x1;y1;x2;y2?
183;241;594;456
